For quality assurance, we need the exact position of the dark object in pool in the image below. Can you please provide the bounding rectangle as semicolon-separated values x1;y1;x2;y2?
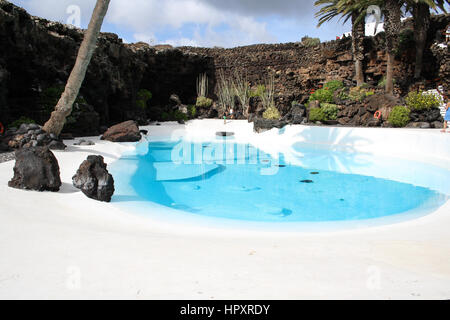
310;172;320;175
276;165;287;168
216;131;235;137
140;130;148;135
340;198;345;201
300;180;314;183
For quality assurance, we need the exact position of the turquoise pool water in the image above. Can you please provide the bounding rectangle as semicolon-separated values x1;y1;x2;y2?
110;139;449;224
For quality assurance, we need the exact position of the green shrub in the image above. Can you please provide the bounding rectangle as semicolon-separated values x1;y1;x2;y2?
348;86;375;102
173;110;188;122
250;85;266;98
195;96;213;108
388;106;410;127
188;105;197;118
9;116;35;128
324;80;344;93
136;89;152;109
301;36;321;47
321;103;339;120
308;88;334;104
405;91;441;111
263;106;281;120
309;108;326;122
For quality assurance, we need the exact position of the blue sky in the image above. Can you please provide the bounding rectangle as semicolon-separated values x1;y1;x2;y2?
11;0;359;47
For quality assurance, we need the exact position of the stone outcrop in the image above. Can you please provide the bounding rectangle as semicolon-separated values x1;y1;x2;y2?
72;155;114;202
8;146;61;191
5;123;66;150
0;0;212;133
101;120;141;142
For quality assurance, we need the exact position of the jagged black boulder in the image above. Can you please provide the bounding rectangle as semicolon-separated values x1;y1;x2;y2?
72;155;114;202
8;146;61;191
253;118;288;133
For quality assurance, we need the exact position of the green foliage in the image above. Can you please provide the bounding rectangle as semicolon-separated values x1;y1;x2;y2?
195;96;213;108
173;110;188;122
263;106;281;120
323;80;344;93
188;105;197;118
377;76;396;88
388;106;410;127
321;103;339;120
405;91;441;111
348;86;375;102
301;36;321;47
396;29;415;56
250;85;266;98
309;108;326;122
40;86;86;115
160;110;188;122
308;88;334;104
136;89;152;110
9;116;35;128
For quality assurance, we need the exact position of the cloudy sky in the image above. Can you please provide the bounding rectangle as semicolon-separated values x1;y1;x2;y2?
12;0;355;47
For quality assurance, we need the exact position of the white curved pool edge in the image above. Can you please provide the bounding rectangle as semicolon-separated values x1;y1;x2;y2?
106;120;450;235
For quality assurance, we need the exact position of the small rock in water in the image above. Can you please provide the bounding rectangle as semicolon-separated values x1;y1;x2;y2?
300;180;314;183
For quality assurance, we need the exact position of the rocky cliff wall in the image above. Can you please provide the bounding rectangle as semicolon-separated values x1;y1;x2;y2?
0;0;448;134
0;0;212;130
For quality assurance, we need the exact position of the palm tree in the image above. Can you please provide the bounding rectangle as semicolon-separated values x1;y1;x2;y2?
315;0;370;87
43;0;111;136
407;0;447;79
383;0;403;95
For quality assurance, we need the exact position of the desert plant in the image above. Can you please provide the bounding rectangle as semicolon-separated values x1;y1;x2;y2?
260;74;275;110
388;105;410;127
250;85;266;98
301;35;321;47
405;91;441;111
136;89;152;109
232;72;251;117
263;106;281;120
377;76;396;88
217;70;234;116
195;96;213;108
348;86;375;102
308;88;334;104
309;108;327;122
196;73;209;98
321;103;339;120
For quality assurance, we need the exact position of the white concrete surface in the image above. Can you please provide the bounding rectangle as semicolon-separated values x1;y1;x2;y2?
0;120;449;299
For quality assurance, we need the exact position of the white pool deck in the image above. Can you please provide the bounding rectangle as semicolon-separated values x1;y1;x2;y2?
0;120;449;299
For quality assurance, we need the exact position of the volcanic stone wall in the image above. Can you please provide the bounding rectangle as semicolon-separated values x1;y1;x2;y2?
0;0;448;133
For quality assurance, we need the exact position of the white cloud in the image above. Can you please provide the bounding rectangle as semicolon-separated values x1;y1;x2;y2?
14;0;280;47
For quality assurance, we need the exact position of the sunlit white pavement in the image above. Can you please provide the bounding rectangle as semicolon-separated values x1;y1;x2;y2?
0;120;449;299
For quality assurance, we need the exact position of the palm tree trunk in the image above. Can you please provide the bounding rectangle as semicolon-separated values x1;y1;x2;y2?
352;12;365;87
384;0;402;95
43;0;111;136
413;2;430;80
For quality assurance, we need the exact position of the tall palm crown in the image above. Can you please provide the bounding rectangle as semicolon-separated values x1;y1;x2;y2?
315;0;376;86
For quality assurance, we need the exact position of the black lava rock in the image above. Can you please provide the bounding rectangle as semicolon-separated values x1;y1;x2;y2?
72;155;115;202
8;146;61;191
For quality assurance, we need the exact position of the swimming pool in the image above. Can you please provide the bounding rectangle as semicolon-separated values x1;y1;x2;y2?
109;125;449;229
